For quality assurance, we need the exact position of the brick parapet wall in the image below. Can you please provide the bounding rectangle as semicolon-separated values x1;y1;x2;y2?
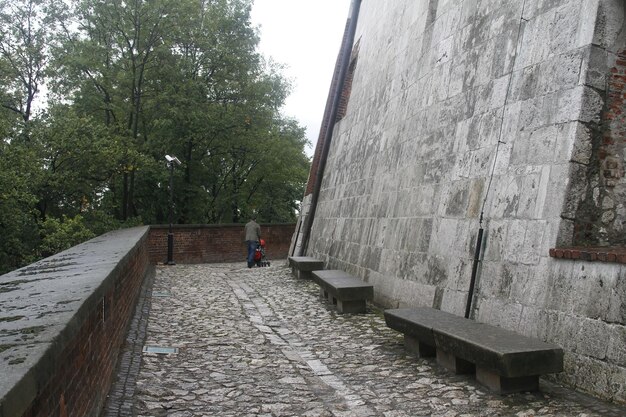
0;227;152;417
0;224;294;417
549;246;626;263
147;224;295;264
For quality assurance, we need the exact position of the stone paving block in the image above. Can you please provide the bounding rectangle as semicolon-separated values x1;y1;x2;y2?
103;262;626;417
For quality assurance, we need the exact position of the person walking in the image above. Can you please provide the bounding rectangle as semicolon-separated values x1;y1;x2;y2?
244;215;262;268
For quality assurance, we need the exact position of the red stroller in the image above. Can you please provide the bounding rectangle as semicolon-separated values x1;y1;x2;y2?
253;239;270;267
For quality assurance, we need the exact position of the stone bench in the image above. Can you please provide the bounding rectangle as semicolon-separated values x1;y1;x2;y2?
312;270;373;314
288;256;324;280
384;307;564;394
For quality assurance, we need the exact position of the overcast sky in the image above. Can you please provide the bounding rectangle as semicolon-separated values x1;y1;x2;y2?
250;0;352;156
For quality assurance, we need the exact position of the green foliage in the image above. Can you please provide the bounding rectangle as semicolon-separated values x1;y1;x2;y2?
38;215;95;258
0;141;40;273
0;0;311;273
32;106;126;218
0;0;60;132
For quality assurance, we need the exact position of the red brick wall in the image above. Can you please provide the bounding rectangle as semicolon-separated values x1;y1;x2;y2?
336;41;359;122
147;224;296;264
574;49;626;245
305;20;351;197
18;233;151;417
4;225;293;417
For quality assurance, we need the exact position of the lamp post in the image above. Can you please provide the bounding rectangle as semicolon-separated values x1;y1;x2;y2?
165;154;181;265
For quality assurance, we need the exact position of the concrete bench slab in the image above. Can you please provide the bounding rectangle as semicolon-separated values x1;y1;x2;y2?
384;307;450;358
312;270;373;314
288;256;324;279
385;307;564;394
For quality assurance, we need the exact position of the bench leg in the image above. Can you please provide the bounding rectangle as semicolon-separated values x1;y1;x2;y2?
298;270;313;280
436;350;475;374
404;335;435;358
336;299;366;314
476;368;539;394
319;288;333;303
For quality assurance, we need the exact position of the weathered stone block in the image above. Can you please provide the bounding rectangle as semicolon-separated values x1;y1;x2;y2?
299;0;626;401
476;367;539;394
592;0;623;48
404;334;436;357
581;45;608;90
288;256;324;280
385;307;564;394
437;349;476;374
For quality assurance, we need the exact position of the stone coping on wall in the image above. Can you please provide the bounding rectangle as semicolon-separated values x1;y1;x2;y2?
0;226;150;417
549;247;626;263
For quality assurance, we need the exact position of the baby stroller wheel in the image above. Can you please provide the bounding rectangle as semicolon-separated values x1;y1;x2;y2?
254;239;271;268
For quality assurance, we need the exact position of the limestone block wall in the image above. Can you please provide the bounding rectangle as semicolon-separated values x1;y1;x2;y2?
574;0;626;246
306;0;626;402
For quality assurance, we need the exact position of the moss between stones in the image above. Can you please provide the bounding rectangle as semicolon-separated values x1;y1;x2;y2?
19;326;45;335
0;279;30;293
0;326;46;342
0;315;25;323
0;344;17;353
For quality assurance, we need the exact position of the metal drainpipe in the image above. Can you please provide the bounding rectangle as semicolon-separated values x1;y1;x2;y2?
465;216;484;318
465;0;528;318
298;0;362;256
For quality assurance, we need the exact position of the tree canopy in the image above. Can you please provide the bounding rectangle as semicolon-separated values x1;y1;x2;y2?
0;0;311;274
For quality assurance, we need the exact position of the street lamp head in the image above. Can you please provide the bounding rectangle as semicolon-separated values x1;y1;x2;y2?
165;154;182;165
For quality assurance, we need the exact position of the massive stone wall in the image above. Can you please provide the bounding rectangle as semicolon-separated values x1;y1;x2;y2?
574;0;626;245
306;0;626;402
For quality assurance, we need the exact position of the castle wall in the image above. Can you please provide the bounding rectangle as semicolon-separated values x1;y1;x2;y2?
574;0;626;245
306;0;626;402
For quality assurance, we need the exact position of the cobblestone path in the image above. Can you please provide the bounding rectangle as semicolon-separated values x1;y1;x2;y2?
104;262;626;417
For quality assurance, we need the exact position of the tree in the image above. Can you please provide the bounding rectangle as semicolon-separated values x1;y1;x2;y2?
52;0;177;220
0;0;54;129
0;140;40;273
37;214;94;258
0;0;54;272
249;118;310;223
32;105;124;220
0;0;311;274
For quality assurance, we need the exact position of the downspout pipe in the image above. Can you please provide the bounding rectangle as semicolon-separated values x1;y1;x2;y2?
465;216;484;318
465;0;527;318
298;0;362;256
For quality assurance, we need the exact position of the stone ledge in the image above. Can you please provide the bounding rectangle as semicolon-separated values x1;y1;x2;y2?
549;247;626;263
0;226;152;417
312;270;373;301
